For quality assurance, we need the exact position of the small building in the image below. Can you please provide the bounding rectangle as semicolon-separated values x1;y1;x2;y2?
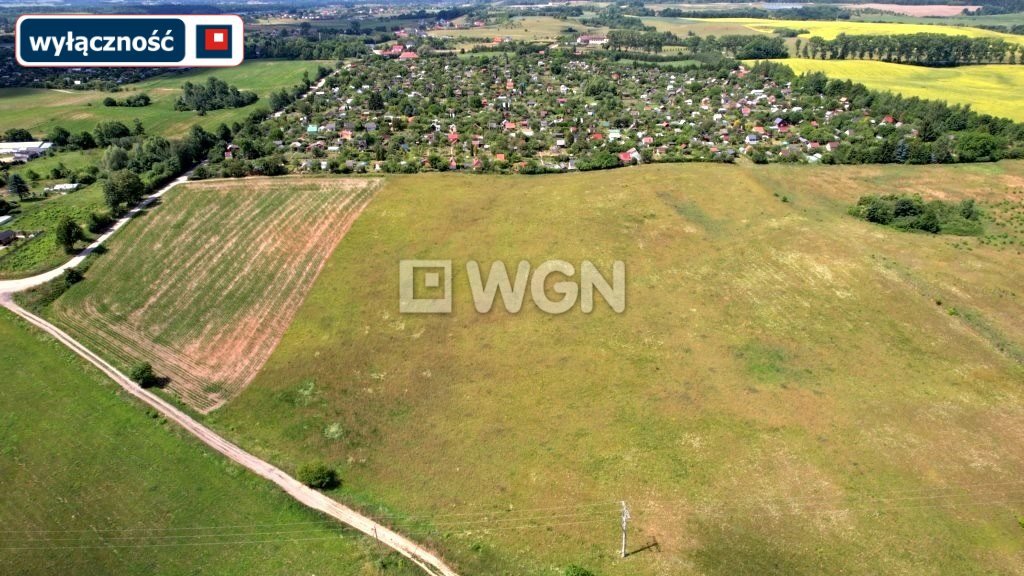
46;183;81;193
0;141;52;162
0;230;16;246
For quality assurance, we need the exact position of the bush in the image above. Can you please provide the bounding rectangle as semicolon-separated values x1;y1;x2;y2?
63;268;84;287
87;211;114;234
296;461;339;489
129;362;158;388
564;565;597;576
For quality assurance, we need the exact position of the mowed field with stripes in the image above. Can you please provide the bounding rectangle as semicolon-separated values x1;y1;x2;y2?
48;177;377;412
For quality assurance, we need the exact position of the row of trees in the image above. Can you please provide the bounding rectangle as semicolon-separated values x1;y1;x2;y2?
175;77;258;114
244;35;370;60
606;30;680;53
796;33;1024;66
100;124;219;213
634;34;789;60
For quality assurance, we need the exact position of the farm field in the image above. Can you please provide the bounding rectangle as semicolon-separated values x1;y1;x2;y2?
0;309;416;576
852;12;1024;27
0;60;330;139
48;176;377;412
428;16;606;42
641;16;768;36
843;3;981;17
212;162;1024;575
781;59;1024;122
696;16;1024;41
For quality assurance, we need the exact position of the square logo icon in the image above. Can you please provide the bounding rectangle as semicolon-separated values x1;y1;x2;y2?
399;260;452;314
196;25;232;59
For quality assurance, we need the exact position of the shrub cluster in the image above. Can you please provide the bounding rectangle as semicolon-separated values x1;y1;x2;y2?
850;194;982;235
175;77;258;113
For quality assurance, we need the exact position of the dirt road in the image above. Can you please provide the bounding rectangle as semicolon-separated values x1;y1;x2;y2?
0;295;459;576
0;172;189;293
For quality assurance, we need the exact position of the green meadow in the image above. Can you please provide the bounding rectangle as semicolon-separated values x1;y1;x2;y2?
0;309;417;576
0;59;330;139
198;162;1024;575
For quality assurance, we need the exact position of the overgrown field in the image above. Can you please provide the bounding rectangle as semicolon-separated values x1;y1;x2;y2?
700;16;1024;42
0;150;105;279
781;59;1024;122
48;176;377;412
0;309;417;576
0;60;329;139
214;162;1024;575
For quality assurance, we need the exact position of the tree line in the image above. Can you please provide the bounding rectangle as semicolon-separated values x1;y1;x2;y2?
244;35;370;60
606;31;787;59
796;33;1024;66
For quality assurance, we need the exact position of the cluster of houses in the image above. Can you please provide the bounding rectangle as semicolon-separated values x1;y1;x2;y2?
245;51;913;174
371;43;420;60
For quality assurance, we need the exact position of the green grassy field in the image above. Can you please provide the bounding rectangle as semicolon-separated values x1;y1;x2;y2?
48;177;377;412
852;12;1024;27
0;309;417;576
641;16;767;36
0;60;330;139
0;150;105;279
428;16;606;42
195;163;1024;576
698;16;1024;42
780;59;1024;122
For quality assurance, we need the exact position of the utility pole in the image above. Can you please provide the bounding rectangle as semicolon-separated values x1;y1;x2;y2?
620;501;630;559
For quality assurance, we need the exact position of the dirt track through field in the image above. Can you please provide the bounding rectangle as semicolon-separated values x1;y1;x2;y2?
50;178;377;412
0;294;458;576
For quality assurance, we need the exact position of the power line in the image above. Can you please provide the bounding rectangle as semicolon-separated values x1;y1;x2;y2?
0;535;346;551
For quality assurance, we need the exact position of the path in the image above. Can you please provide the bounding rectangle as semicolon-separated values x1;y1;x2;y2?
0;172;189;293
0;295;457;576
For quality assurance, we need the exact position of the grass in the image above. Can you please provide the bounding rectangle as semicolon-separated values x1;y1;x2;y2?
697;16;1024;42
0;308;418;576
48;176;377;412
0;60;331;139
204;162;1024;576
780;59;1024;122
